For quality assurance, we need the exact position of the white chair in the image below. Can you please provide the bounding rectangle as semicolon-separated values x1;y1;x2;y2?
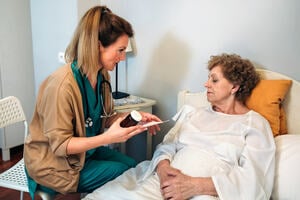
0;96;53;200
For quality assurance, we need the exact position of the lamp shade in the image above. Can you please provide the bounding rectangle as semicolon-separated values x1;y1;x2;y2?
125;39;132;53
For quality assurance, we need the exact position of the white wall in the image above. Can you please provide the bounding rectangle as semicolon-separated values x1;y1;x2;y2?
0;0;35;154
30;0;78;94
30;0;100;94
101;0;300;145
77;0;100;19
0;0;35;120
30;0;300;147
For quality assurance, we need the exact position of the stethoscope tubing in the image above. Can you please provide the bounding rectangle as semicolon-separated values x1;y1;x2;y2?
84;76;115;127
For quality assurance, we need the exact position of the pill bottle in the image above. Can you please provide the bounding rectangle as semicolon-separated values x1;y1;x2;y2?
120;110;142;127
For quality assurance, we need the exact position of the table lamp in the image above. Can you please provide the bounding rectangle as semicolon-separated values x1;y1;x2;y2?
112;39;133;99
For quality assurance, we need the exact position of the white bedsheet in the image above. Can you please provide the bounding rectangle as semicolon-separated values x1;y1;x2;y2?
83;105;275;200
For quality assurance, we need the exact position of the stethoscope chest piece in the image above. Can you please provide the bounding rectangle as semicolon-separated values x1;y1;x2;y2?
85;117;93;127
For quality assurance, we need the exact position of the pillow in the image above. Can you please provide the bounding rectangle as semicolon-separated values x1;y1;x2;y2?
272;134;300;200
279;107;288;135
246;79;292;137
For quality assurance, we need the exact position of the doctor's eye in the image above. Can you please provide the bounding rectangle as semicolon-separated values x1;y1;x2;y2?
117;48;126;54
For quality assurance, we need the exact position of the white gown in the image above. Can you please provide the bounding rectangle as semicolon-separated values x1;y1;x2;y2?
83;105;275;200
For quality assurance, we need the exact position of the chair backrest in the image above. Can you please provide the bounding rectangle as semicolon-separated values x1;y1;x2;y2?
0;96;28;138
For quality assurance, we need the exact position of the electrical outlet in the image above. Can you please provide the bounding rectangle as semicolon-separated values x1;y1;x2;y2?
58;52;65;63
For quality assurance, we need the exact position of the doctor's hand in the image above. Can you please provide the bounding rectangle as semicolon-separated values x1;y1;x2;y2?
104;117;147;143
139;111;162;135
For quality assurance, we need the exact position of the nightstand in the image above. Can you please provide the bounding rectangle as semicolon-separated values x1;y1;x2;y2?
114;96;156;161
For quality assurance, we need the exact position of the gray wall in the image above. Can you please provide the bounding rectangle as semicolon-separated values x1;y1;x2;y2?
0;0;35;153
30;0;100;93
30;0;77;94
0;0;35;120
100;0;300;147
30;1;300;148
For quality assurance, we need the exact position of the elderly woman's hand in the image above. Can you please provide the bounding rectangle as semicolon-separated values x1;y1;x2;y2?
156;160;189;200
160;168;218;200
160;170;195;200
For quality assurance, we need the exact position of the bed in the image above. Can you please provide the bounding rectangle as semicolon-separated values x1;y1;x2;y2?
83;68;299;200
178;69;300;200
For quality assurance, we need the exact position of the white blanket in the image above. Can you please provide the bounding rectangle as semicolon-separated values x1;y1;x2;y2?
83;105;275;200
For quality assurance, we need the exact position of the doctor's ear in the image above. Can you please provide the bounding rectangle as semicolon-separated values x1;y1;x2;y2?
98;41;105;50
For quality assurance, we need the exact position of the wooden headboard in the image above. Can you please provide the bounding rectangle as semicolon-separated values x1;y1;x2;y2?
178;69;300;135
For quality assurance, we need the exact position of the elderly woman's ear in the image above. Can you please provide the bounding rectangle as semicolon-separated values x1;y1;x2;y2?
231;85;240;95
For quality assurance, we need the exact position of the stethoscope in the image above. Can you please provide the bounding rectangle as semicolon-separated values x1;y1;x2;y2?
84;76;116;128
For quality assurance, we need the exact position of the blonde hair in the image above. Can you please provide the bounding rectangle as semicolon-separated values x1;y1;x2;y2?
65;6;133;77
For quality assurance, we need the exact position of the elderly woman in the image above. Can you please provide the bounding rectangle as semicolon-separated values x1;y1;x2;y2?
83;53;275;200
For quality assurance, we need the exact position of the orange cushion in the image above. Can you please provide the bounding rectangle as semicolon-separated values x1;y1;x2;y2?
246;80;292;137
279;107;288;135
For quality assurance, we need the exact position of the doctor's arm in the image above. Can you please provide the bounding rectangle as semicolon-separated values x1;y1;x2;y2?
66;117;146;155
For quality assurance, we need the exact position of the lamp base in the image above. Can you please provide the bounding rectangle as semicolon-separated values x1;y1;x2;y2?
112;91;130;99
